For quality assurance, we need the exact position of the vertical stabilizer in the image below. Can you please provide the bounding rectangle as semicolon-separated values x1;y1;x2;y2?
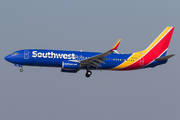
113;27;175;70
143;26;174;57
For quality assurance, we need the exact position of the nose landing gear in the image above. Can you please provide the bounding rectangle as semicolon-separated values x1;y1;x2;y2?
14;64;23;72
20;68;23;72
85;70;92;78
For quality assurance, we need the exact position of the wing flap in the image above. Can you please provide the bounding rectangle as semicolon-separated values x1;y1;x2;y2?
94;59;105;64
92;61;101;67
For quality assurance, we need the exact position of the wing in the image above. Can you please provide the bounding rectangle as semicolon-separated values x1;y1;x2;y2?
80;39;121;68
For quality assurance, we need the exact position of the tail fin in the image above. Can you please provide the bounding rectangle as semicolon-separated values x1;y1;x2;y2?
143;26;174;57
111;27;174;70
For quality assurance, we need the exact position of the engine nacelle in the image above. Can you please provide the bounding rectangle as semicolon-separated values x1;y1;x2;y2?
62;61;80;70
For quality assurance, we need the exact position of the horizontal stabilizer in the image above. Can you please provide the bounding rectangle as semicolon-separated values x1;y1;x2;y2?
155;54;175;61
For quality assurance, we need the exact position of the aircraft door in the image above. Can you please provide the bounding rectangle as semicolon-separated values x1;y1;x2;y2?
140;57;144;66
24;50;29;59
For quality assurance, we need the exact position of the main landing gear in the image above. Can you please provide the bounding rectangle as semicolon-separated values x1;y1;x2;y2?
85;70;92;78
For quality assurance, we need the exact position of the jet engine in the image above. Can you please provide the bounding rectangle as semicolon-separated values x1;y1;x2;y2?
61;61;80;73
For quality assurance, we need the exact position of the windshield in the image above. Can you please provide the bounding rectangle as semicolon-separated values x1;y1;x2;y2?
12;52;19;55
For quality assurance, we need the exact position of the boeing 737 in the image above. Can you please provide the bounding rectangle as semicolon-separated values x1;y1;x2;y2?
5;26;175;77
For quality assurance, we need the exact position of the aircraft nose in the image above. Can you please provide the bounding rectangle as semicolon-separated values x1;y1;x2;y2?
4;55;11;62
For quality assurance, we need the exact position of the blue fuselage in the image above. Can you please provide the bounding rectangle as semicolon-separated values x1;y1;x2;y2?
5;49;132;70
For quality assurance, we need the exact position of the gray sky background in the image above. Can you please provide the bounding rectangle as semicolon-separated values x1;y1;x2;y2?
0;0;180;120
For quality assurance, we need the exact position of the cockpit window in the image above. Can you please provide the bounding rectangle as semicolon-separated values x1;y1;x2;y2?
12;52;19;55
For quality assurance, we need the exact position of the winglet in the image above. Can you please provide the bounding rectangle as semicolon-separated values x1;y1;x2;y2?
111;39;121;51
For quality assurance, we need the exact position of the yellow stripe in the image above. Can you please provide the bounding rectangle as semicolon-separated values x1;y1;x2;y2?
111;27;172;70
111;51;144;70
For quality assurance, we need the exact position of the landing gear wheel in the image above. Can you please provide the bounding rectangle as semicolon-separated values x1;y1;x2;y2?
20;68;23;72
85;70;92;78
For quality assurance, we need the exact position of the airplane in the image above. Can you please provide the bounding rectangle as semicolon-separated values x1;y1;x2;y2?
5;26;175;78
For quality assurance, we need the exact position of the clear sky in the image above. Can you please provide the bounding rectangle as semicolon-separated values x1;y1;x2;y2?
0;0;180;120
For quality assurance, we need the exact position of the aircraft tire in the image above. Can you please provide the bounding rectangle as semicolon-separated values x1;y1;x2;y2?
20;68;23;72
86;70;92;78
